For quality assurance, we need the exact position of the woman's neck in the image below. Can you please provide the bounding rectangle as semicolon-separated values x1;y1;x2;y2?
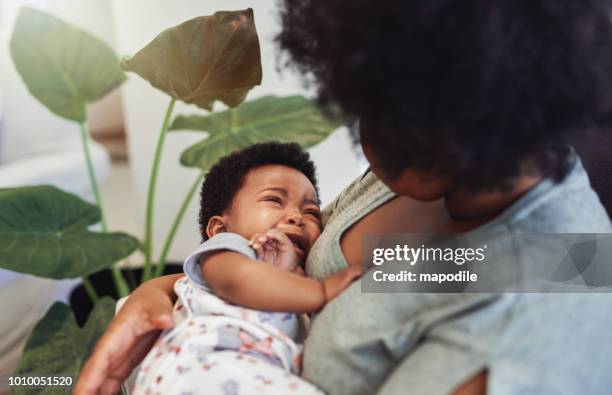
444;174;544;223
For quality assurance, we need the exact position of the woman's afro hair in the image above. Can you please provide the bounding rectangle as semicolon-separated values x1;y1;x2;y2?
199;141;318;241
277;0;612;190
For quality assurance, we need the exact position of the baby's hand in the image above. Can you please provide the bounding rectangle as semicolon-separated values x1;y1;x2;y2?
322;266;362;302
249;228;300;272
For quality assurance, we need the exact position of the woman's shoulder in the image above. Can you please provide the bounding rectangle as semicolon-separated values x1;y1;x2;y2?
488;146;612;234
321;168;394;227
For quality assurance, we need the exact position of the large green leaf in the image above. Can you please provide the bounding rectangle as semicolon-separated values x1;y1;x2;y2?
12;298;116;394
0;186;139;279
121;9;262;110
9;7;126;122
170;95;344;171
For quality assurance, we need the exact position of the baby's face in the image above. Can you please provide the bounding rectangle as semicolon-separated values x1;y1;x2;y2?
224;165;322;259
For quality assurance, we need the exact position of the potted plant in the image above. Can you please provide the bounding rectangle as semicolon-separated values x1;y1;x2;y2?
0;6;342;386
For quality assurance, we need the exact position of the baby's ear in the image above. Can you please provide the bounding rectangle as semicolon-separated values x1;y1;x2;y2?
206;216;226;238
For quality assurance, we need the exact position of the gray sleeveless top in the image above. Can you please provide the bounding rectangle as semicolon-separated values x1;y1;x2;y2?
305;169;394;281
302;147;612;395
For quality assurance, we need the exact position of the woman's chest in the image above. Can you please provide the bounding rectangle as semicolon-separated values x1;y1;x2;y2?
306;193;452;280
340;196;451;267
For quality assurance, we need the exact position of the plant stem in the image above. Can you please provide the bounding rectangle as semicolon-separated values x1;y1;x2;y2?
79;123;107;230
229;107;237;132
155;172;204;277
82;277;99;303
142;98;176;283
79;122;130;298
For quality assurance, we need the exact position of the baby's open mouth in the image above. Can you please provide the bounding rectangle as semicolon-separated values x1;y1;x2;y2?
286;233;307;254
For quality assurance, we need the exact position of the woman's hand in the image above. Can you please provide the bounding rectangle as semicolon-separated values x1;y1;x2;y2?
74;274;181;395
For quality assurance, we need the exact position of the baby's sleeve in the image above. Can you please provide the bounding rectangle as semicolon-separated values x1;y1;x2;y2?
182;232;256;292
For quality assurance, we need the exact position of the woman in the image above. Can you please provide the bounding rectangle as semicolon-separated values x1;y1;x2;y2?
76;1;612;394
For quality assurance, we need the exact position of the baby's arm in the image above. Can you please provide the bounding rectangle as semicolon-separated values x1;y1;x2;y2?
202;251;360;313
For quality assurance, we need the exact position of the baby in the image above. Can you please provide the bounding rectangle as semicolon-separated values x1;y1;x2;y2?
133;142;361;395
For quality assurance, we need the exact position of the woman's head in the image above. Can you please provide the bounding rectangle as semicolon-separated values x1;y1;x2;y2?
199;142;321;258
278;0;612;195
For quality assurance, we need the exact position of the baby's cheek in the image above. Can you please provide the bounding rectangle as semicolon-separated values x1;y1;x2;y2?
242;212;279;238
308;226;322;247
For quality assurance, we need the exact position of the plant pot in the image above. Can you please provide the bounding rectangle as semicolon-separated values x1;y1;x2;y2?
69;264;184;326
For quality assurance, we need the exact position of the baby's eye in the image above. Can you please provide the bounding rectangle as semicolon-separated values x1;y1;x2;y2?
304;209;321;219
264;196;283;205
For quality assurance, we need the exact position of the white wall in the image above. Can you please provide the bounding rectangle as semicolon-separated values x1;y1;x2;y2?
110;0;365;262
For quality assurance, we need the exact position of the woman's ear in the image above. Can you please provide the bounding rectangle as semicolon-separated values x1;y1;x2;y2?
206;216;226;238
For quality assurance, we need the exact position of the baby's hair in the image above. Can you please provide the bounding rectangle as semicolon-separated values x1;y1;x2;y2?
199;141;319;241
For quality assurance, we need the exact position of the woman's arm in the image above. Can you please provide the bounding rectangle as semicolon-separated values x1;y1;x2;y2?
203;251;361;313
74;273;182;395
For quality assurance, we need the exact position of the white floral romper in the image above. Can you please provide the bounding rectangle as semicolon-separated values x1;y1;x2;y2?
133;233;325;395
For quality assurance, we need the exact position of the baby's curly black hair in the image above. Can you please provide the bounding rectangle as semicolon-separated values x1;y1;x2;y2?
198;142;319;241
277;0;612;190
